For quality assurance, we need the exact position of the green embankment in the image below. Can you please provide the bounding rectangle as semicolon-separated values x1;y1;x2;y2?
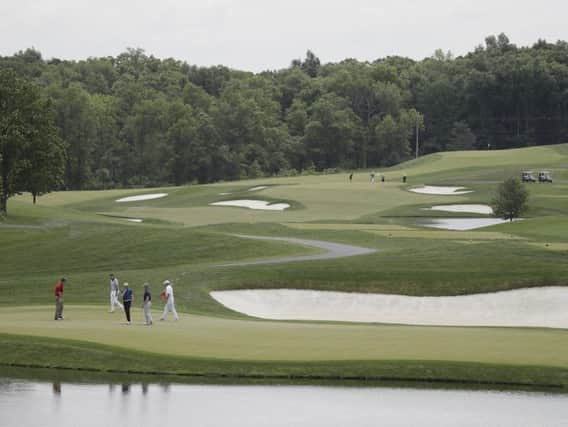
1;144;568;387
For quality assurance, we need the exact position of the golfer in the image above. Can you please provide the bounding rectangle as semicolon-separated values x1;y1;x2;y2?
109;273;124;313
122;282;133;324
143;283;152;325
54;277;66;320
160;280;179;321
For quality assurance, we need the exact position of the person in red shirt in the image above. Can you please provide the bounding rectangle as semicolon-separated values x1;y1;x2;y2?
54;277;66;320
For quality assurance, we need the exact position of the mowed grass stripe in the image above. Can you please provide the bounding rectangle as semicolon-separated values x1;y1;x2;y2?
2;306;568;367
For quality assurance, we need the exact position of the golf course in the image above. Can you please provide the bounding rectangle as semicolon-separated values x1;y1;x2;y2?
1;144;568;389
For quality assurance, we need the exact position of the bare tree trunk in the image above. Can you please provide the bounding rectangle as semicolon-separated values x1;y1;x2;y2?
0;190;7;216
0;170;7;216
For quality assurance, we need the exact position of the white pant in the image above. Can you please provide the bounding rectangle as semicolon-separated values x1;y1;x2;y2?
144;301;152;324
110;290;123;312
161;300;178;320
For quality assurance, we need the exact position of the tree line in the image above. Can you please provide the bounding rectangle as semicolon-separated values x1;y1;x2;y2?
2;33;568;200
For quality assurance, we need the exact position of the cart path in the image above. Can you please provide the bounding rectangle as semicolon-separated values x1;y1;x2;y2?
220;234;376;267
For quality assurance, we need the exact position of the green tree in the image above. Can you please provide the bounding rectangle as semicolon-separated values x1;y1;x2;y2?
292;50;321;78
303;94;359;169
50;84;97;189
21;119;65;203
491;177;529;221
0;69;63;215
447;121;477;151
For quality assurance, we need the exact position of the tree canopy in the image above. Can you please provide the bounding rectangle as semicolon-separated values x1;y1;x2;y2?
0;69;64;215
1;35;568;191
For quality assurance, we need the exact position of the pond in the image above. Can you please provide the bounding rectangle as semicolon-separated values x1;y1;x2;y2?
1;377;567;427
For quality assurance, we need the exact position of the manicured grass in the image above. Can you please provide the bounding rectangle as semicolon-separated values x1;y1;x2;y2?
3;306;568;368
3;334;568;389
1;144;567;387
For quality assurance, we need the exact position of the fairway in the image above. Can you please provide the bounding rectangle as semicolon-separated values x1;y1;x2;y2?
2;144;568;387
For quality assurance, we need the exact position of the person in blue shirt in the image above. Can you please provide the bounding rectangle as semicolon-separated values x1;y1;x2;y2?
122;282;133;324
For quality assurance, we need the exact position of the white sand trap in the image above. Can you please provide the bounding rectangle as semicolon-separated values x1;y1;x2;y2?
125;218;143;223
116;193;168;203
420;218;515;231
210;200;290;211
410;186;473;195
248;186;268;192
427;204;493;215
210;287;568;328
219;192;232;195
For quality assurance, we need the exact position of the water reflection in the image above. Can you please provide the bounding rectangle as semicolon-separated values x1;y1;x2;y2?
1;378;568;427
52;382;61;396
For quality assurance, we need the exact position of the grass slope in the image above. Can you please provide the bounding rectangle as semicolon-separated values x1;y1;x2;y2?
1;144;568;387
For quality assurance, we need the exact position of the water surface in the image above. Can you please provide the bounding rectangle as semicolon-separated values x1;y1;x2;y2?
1;378;567;427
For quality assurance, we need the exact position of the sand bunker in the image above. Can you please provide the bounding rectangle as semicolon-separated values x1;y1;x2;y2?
116;193;168;203
427;204;493;215
248;186;268;192
410;186;473;195
210;287;568;328
420;218;513;231
210;200;290;211
125;218;143;223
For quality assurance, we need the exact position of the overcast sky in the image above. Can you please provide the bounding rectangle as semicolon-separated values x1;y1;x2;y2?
1;0;566;72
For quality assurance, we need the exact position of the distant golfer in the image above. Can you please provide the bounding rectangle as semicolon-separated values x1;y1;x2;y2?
54;277;66;320
160;280;179;321
349;173;353;183
143;283;153;326
122;282;133;324
109;273;124;313
370;172;376;183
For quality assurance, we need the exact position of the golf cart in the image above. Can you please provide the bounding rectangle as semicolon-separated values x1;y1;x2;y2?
521;171;536;183
538;171;552;183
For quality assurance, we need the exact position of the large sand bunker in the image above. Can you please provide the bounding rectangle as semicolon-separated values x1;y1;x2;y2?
210;287;568;328
420;218;512;231
210;200;290;211
116;193;168;202
427;204;493;214
410;186;473;195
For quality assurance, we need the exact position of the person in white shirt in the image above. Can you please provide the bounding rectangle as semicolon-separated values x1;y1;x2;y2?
160;280;179;321
109;273;124;313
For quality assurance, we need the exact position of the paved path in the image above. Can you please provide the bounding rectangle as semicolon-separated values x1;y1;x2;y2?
221;234;376;267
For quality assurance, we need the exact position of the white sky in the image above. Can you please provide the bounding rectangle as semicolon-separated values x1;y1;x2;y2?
1;0;566;72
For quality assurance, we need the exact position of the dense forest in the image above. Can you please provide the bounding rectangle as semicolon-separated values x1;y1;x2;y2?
2;33;568;190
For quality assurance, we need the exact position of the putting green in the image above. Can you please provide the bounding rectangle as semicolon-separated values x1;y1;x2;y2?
2;306;568;367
